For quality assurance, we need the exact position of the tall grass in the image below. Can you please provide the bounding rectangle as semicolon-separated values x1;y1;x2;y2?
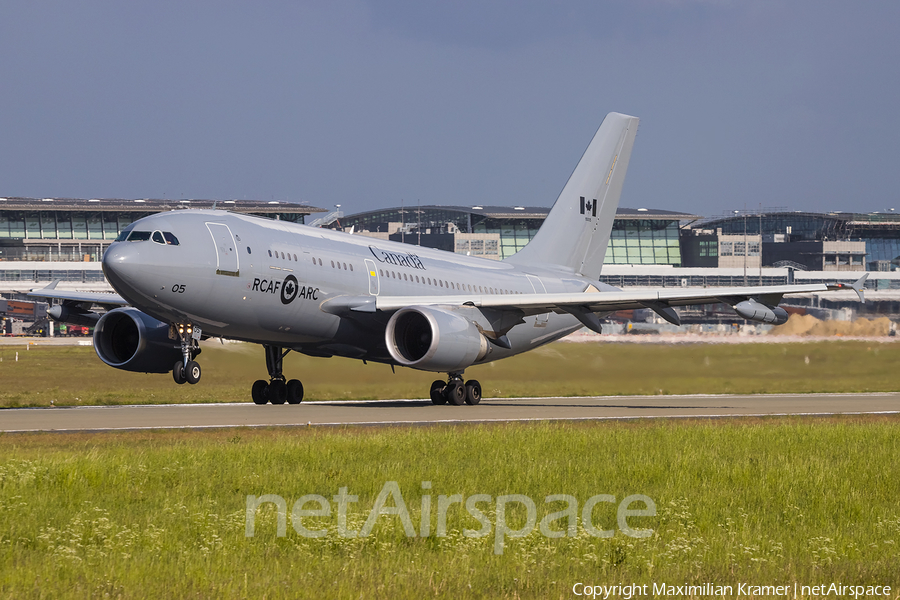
2;418;899;598
1;340;899;407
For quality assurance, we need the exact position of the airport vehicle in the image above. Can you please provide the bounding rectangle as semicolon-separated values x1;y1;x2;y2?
31;113;866;405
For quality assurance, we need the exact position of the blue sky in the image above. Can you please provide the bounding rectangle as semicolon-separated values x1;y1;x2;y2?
1;1;898;218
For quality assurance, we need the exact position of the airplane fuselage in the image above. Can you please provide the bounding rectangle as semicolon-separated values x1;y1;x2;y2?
103;209;593;367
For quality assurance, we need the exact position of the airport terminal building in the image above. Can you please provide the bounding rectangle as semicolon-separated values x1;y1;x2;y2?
4;197;900;328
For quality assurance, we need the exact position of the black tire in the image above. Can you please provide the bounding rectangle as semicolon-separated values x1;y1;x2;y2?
268;380;287;405
464;380;482;405
446;382;466;406
286;379;304;404
251;380;269;405
172;361;187;385
185;361;201;385
430;380;447;405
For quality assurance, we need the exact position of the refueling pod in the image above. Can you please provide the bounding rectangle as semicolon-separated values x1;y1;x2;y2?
93;307;184;373
386;306;490;372
47;303;102;328
732;299;789;325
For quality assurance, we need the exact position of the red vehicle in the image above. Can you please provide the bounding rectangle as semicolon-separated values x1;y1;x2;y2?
62;325;91;336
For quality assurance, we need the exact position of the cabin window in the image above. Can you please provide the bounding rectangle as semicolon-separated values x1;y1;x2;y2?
247;247;251;254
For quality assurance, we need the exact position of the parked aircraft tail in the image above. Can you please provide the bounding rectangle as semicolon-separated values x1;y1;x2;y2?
506;112;639;280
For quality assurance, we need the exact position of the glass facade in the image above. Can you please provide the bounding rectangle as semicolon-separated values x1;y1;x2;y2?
0;268;106;282
472;219;542;259
342;206;691;263
0;211;144;240
0;202;314;262
606;219;682;265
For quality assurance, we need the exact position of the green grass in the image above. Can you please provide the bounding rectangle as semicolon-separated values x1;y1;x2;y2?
2;418;899;598
1;340;899;407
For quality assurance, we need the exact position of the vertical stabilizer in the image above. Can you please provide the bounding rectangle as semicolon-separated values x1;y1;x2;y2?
506;112;639;279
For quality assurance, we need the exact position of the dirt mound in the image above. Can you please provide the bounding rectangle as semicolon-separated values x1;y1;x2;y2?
770;313;892;337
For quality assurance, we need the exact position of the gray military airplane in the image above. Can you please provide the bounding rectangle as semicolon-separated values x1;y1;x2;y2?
31;112;866;405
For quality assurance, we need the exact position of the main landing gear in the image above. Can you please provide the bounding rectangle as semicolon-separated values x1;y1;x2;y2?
172;323;202;385
430;374;481;406
251;344;304;405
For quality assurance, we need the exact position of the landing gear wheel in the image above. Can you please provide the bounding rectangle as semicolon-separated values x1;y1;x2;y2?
464;380;482;405
268;380;287;405
445;382;466;406
185;361;201;385
430;380;447;405
252;380;269;405
173;361;187;385
286;379;304;404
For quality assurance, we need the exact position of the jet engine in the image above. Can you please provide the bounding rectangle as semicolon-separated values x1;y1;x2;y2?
93;307;182;373
386;306;490;372
732;299;789;325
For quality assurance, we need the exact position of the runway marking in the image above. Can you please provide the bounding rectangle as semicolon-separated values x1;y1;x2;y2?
4;410;900;434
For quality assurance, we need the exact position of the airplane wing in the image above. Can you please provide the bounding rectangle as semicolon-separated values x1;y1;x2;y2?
366;274;868;333
25;281;127;328
27;281;127;308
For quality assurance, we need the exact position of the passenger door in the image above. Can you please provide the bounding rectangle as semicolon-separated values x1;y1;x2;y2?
365;259;380;295
206;222;240;277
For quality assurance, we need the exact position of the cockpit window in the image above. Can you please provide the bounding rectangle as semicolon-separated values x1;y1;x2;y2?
163;232;179;245
127;231;152;242
152;231;165;244
115;226;134;242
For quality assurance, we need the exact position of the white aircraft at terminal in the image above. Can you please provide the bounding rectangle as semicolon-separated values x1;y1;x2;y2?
31;113;866;405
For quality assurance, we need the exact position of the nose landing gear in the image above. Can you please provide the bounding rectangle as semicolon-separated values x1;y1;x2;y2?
172;323;202;385
251;344;304;405
430;374;481;406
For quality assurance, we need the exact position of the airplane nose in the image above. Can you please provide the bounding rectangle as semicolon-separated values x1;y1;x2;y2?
102;242;142;292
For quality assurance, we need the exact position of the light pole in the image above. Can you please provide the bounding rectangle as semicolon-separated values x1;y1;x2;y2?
735;210;747;285
758;211;763;285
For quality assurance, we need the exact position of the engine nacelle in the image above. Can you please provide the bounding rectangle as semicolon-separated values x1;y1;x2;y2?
733;299;789;325
93;307;182;373
386;306;490;372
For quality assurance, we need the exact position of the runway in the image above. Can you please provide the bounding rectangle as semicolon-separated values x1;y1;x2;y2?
3;393;900;432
